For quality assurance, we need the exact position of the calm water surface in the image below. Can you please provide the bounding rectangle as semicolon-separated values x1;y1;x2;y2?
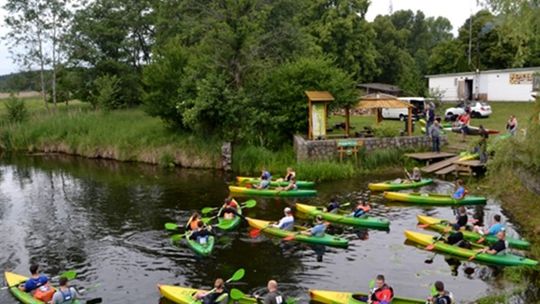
0;155;527;303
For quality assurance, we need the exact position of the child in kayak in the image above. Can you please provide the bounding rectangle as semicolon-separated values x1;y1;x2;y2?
219;198;239;220
272;207;294;231
302;215;328;237
189;221;213;245
406;167;422;183
353;274;393;304
350;200;371;218
277;167;296;183
51;277;80;304
187;212;202;231
194;278;228;304
260;168;272;182
19;264;54;302
427;281;454;304
255;175;271;190
452;179;466;200
326;197;340;213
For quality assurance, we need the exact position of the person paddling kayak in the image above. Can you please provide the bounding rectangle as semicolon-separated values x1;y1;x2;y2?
276;167;296;183
326;197;340;213
427;281;454;304
260;168;272;182
19;264;54;302
219;198;239;220
259;280;287;304
302;215;328;237
476;230;508;255
194;278;228;304
406;167;422;183
255;175;271;190
353;274;393;304
452;179;467;200
451;206;468;231
189;221;213;245
51;276;80;304
473;214;504;236
276;177;297;191
187;212;202;231
350;200;371;218
271;207;294;231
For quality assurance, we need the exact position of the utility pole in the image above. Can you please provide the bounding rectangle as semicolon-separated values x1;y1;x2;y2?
468;13;473;66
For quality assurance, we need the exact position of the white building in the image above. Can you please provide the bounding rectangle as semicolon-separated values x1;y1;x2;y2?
427;67;540;102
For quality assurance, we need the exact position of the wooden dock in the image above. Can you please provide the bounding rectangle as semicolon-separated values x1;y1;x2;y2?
422;155;461;173
405;152;456;165
454;160;486;176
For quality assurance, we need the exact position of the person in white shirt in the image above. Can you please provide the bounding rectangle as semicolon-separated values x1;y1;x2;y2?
272;207;294;231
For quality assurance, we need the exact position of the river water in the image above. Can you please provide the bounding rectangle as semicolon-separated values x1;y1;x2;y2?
0;155;529;303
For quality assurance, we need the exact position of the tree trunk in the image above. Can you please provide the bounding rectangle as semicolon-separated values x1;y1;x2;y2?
38;30;48;111
51;11;57;108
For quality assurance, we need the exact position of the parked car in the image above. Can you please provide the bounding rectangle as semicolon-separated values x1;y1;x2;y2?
382;97;427;121
444;101;492;121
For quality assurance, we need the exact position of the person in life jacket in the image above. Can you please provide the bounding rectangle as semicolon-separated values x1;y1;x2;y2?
368;274;393;304
51;276;79;304
261;280;287;304
187;212;202;231
19;264;49;293
277;167;296;183
350;200;371;218
219;197;239;220
427;281;454;304
194;278;229;304
189;221;213;244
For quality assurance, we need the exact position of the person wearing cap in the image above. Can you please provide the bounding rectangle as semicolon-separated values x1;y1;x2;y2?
326;197;340;213
302;215;328;237
427;281;454;304
51;276;79;304
350;200;371;218
272;207;294;231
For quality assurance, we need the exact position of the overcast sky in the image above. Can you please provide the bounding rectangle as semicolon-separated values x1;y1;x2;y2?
0;0;482;76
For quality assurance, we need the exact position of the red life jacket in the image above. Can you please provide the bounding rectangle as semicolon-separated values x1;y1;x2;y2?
371;284;394;304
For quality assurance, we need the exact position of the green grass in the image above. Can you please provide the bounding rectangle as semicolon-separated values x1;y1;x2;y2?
0;100;221;168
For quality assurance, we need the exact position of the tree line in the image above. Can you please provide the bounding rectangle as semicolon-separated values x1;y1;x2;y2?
3;0;539;147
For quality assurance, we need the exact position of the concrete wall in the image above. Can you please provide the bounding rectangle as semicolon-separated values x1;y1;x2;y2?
294;135;447;162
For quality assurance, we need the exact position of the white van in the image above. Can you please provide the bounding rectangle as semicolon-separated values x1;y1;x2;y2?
381;97;427;120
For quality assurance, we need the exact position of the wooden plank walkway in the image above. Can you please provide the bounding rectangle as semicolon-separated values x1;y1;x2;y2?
405;152;456;161
421;155;461;173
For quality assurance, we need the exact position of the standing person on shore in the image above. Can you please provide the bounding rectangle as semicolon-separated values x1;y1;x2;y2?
430;120;442;153
457;109;471;142
425;104;435;134
506;115;518;136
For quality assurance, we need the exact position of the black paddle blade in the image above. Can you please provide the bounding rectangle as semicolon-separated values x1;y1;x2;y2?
86;298;103;304
424;259;434;264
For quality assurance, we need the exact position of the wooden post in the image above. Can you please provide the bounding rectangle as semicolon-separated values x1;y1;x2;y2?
377;109;383;123
407;107;413;136
345;106;350;137
308;98;313;139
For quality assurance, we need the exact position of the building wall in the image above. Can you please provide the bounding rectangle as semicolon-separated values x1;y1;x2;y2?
429;68;538;102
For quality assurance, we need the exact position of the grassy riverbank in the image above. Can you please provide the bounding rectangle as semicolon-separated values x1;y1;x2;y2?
0;99;222;168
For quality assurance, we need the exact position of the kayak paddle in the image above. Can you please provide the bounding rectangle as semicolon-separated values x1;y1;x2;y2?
230;288;246;300
204;269;245;297
2;269;77;290
424;252;438;264
202;199;257;215
86;298;103;304
170;233;187;242
201;216;217;224
426;234;445;251
202;207;217;214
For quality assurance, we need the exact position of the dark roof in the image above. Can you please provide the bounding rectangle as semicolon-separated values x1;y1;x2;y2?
357;83;401;93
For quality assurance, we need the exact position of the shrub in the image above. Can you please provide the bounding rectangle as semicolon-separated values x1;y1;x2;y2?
4;96;28;123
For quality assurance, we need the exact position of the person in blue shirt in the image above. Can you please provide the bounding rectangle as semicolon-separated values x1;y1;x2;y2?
260;169;272;182
302;215;328;237
19;264;49;293
474;214;504;236
452;179;466;200
255;175;271;190
189;221;213;244
272;207;294;231
51;277;79;304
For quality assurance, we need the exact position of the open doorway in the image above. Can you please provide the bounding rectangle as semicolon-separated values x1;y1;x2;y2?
465;79;473;101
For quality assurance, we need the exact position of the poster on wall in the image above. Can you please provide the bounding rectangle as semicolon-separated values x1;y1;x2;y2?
311;103;326;138
509;72;533;85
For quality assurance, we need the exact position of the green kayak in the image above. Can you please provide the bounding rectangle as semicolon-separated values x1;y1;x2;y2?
229;186;317;197
185;233;215;256
368;178;433;191
246;217;348;248
296;203;390;230
310;288;425;304
4;272;83;304
236;176;315;188
216;203;243;231
405;230;538;267
417;215;530;250
384;191;486;205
